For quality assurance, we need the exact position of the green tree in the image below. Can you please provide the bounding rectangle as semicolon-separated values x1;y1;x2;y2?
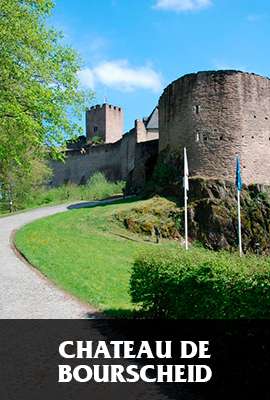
0;0;92;208
0;157;52;212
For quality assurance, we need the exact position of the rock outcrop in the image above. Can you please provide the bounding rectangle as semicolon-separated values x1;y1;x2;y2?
185;178;270;253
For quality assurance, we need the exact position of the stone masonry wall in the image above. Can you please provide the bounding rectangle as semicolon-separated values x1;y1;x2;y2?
159;70;270;185
50;141;123;186
50;128;148;187
105;104;124;143
86;105;106;142
135;119;159;143
50;129;157;189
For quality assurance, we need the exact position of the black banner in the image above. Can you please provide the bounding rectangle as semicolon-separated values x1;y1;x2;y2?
0;320;269;399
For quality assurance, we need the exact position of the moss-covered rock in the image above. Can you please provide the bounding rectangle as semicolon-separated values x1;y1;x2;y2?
114;196;181;240
119;178;270;254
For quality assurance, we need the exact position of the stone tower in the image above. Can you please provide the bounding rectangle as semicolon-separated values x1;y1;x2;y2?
159;70;270;185
86;103;124;144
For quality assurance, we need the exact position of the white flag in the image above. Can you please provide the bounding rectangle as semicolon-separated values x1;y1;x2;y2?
183;147;189;191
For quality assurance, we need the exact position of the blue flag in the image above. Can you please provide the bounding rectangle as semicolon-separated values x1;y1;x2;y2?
236;156;242;192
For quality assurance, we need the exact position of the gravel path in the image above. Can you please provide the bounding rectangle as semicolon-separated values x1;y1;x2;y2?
0;200;112;319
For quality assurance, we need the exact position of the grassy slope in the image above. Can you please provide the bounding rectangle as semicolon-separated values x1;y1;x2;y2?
15;199;178;316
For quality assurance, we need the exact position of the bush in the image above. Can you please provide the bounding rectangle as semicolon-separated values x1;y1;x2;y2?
83;172;123;201
30;173;124;206
0;172;125;213
130;248;270;319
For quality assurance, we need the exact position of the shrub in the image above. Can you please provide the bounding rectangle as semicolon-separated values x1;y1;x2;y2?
130;248;270;319
83;172;124;201
0;172;125;213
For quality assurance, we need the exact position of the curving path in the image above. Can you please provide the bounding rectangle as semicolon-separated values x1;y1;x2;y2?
0;200;114;319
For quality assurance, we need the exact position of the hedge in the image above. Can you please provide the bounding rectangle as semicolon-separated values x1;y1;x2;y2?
130;248;270;319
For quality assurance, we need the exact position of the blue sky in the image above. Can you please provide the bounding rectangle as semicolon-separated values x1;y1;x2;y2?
50;0;270;131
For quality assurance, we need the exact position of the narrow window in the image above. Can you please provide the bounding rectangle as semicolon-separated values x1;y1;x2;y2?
220;135;224;140
93;126;98;133
196;132;200;142
195;105;200;114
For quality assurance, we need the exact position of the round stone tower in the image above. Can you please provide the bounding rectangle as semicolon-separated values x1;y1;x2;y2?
159;70;270;185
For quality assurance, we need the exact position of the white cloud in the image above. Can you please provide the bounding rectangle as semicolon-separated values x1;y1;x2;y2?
154;0;212;12
154;0;211;12
77;68;95;89
78;60;162;92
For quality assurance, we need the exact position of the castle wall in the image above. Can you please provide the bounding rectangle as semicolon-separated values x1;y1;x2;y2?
50;125;158;191
50;142;123;186
135;120;147;143
135;120;159;143
50;130;139;186
126;140;159;193
144;128;159;142
159;71;270;185
120;130;137;178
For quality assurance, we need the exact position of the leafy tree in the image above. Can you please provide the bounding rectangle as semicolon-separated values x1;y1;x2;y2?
0;157;52;212
0;0;92;208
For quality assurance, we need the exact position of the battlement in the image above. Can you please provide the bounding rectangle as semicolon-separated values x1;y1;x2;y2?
89;104;122;112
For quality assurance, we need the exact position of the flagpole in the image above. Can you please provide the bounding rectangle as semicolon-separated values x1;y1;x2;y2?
237;189;242;257
235;156;243;257
184;182;188;250
184;147;188;250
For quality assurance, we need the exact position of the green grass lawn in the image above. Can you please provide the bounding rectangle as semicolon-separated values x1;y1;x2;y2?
15;198;178;316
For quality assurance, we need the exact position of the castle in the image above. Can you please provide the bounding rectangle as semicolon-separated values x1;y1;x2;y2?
51;70;270;189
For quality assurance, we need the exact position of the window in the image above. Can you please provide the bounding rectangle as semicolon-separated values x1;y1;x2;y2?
93;126;98;133
196;132;200;142
195;105;200;114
